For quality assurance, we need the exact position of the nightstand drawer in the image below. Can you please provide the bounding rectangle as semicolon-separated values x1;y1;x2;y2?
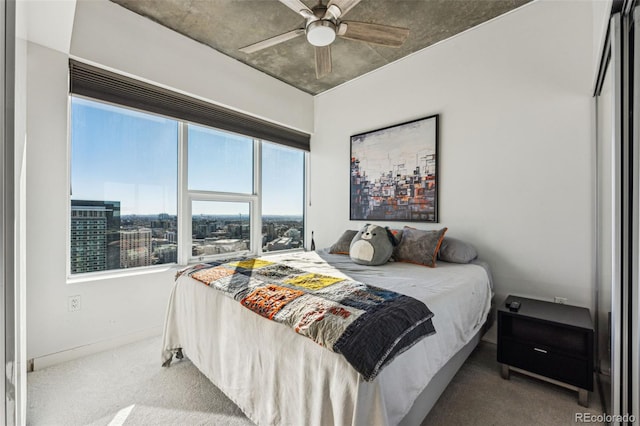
500;339;591;390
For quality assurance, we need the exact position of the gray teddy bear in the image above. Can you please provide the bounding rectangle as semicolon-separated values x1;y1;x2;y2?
349;224;396;266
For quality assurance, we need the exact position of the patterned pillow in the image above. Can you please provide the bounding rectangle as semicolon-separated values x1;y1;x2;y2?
328;230;358;255
394;227;448;268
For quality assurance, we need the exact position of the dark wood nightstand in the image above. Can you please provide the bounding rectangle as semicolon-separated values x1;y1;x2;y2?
497;295;594;407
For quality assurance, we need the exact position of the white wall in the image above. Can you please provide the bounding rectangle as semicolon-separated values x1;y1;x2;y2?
26;0;606;360
26;0;313;361
310;0;600;310
592;0;612;87
21;0;76;55
70;0;312;133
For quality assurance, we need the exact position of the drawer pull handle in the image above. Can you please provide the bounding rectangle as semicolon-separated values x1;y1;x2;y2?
534;347;548;354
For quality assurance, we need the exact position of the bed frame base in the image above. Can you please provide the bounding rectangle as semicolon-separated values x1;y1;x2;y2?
399;329;482;426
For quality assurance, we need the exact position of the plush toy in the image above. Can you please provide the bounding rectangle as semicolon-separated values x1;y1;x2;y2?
349;224;396;266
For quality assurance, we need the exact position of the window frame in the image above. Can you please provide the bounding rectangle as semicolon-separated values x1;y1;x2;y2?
187;196;256;262
66;96;307;282
66;95;182;282
180;124;261;264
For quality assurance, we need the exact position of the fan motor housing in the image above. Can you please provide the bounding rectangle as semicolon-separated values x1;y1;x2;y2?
306;20;337;46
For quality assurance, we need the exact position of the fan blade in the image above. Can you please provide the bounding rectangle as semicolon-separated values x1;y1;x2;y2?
325;0;362;19
315;45;332;79
239;29;305;54
279;0;315;19
339;21;409;47
323;4;342;20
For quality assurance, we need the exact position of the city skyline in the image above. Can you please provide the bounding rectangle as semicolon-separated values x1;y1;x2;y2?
70;198;304;274
70;97;305;274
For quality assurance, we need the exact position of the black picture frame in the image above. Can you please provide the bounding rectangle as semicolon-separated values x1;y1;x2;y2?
350;114;439;222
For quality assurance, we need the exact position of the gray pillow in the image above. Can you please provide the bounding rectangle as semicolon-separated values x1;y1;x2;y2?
328;230;358;255
394;227;448;268
438;237;478;263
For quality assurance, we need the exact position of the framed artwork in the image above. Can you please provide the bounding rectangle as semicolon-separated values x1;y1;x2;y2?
350;114;439;222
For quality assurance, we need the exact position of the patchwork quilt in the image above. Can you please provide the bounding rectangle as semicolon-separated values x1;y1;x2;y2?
178;257;436;381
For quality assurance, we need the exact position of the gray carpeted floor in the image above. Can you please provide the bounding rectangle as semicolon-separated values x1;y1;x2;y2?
27;337;604;425
421;341;604;425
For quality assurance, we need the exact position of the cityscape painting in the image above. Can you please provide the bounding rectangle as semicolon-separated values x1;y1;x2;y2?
350;115;439;222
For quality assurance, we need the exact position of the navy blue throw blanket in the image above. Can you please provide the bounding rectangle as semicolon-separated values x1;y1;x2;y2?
334;294;436;380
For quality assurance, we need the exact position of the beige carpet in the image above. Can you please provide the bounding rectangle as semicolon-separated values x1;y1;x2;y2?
422;340;604;425
27;337;603;425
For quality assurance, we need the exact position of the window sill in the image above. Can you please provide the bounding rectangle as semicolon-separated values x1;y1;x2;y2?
66;263;179;284
66;249;308;284
189;250;255;264
261;248;305;257
188;248;306;264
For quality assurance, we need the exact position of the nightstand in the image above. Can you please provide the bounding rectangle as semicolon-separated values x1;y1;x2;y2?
497;295;594;407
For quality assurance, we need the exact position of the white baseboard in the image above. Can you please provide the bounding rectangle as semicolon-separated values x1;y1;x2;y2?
31;327;163;371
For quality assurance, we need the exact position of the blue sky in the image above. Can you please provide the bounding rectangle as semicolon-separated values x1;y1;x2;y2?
71;97;304;216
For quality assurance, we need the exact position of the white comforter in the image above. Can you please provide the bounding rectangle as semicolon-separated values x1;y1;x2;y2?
162;250;492;426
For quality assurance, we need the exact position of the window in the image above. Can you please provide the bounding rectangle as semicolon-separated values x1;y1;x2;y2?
188;125;253;194
191;201;251;258
186;125;256;261
262;142;305;252
69;96;307;276
70;98;178;274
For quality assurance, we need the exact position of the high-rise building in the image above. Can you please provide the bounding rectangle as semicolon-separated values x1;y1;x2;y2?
195;239;247;256
165;231;177;243
70;200;121;274
265;237;292;252
155;244;177;264
284;228;301;240
120;228;152;268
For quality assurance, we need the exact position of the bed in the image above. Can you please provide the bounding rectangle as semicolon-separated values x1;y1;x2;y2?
161;249;493;426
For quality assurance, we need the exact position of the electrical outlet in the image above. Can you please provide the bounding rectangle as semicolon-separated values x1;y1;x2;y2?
554;296;567;304
68;295;81;312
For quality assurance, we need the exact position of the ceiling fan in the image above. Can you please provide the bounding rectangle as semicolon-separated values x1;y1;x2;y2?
239;0;410;79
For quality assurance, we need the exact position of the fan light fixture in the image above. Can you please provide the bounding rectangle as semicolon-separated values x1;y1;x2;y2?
239;0;410;79
306;20;336;46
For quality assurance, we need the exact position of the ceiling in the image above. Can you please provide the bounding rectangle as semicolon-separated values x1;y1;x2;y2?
109;0;531;95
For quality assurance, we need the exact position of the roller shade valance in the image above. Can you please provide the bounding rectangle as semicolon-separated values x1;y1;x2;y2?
69;60;310;151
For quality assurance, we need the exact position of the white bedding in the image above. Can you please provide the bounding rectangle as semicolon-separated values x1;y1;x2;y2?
162;250;492;426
